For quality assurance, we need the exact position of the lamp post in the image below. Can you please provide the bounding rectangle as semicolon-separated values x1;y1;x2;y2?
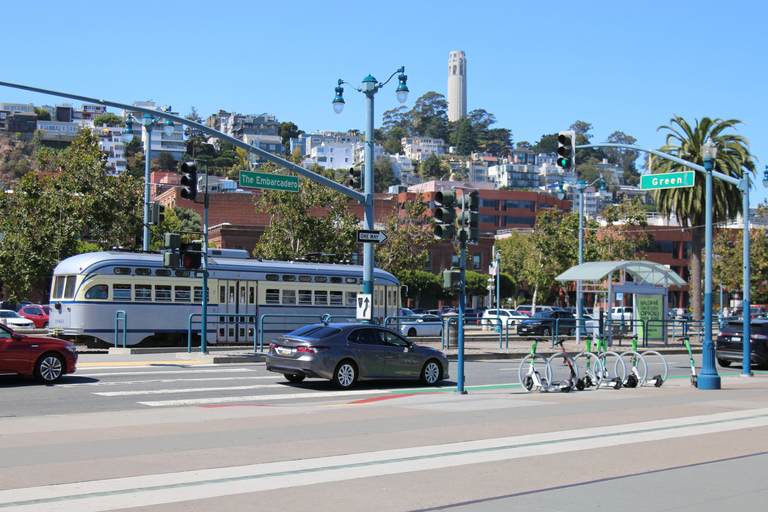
332;68;408;315
572;177;605;343
123;106;175;251
699;137;722;389
494;249;501;335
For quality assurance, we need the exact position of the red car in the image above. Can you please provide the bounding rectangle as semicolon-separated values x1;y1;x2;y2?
0;323;77;383
17;304;50;329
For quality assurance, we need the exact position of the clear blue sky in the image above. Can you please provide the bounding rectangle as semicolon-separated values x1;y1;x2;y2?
4;0;767;206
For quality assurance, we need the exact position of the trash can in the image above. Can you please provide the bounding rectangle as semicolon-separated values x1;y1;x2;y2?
443;312;459;348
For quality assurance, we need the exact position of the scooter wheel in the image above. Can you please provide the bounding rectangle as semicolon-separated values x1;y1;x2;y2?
653;375;664;387
691;376;698;388
560;383;571;393
613;378;622;390
523;376;534;391
576;379;585;391
625;375;638;388
584;375;593;388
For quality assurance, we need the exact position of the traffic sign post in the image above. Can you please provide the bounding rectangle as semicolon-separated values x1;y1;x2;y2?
640;171;695;190
239;171;300;192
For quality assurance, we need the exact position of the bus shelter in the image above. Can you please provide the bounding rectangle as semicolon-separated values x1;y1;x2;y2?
556;260;687;344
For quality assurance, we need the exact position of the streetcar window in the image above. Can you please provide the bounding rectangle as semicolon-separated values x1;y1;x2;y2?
345;278;357;284
64;276;76;298
194;287;206;302
299;276;311;282
299;290;312;305
240;286;246;304
265;289;280;304
52;276;65;299
314;290;328;305
282;275;296;282
315;276;327;283
249;286;255;304
155;269;171;276
114;284;131;299
135;284;152;301
175;270;190;277
85;285;109;300
282;289;296;305
219;286;226;303
330;291;343;305
114;267;130;275
345;291;356;306
266;274;279;281
136;268;151;276
331;277;342;284
175;286;191;302
155;285;171;302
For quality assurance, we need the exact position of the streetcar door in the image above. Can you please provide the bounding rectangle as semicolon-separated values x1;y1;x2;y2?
217;280;241;342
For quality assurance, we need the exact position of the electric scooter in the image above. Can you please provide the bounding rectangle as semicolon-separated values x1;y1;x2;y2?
682;336;698;388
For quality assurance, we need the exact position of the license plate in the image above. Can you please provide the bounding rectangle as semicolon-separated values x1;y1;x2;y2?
732;337;741;342
276;346;293;356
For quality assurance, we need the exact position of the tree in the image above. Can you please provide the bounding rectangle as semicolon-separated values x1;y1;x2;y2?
418;154;449;182
279;121;303;155
252;162;358;261
0;129;142;301
409;92;449;140
154;152;177;172
652;116;755;320
92;113;122;127
532;134;558;155
399;270;445;308
35;108;51;121
375;196;436;278
594;197;654;261
455;118;477;156
372;158;399;193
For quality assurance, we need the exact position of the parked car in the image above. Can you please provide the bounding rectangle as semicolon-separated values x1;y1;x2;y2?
266;323;449;388
0;310;34;329
564;307;594;319
17;304;50;329
481;309;529;330
462;308;483;325
515;305;557;316
716;318;768;369
609;307;634;322
517;310;579;336
398;314;444;337
0;323;78;382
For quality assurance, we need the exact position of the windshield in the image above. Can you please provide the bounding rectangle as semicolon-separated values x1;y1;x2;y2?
531;312;553;319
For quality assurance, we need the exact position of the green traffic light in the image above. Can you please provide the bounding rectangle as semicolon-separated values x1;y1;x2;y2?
557;157;570;168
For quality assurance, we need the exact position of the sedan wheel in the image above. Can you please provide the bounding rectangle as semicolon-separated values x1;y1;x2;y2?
542;327;551;336
420;359;442;385
35;354;64;383
332;361;357;389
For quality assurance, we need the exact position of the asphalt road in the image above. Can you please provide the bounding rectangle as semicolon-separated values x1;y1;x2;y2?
1;353;766;511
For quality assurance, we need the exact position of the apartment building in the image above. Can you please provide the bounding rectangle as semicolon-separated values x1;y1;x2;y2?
401;136;447;161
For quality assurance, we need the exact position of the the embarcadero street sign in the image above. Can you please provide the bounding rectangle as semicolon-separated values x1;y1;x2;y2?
640;171;695;191
239;171;299;192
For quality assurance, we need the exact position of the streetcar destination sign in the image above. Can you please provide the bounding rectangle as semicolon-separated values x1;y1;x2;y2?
239;171;300;192
640;171;695;190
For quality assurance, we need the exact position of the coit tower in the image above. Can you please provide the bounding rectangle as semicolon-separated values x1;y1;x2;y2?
447;51;467;122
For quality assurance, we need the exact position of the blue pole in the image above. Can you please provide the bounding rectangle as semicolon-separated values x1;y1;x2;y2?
362;77;376;311
141;116;153;251
741;179;752;376
457;244;467;394
699;158;721;389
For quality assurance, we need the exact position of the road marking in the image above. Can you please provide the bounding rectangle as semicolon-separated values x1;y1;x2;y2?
138;388;416;407
95;383;283;396
71;376;274;387
73;368;257;378
2;408;768;511
77;361;207;368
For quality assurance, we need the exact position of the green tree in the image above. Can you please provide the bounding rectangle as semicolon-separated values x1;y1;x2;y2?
409;92;449;140
252;163;358;261
419;154;449;182
455;118;477;156
399;270;445;308
594;197;654;261
92;113;122;127
34;108;51;121
652;116;755;319
372;158;399;193
279;121;303;155
375;196;436;278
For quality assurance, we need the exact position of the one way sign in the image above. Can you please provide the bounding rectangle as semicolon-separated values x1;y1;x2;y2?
356;229;388;244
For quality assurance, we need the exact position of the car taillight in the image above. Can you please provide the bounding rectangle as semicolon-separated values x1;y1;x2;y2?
269;342;278;350
751;334;768;341
296;346;329;354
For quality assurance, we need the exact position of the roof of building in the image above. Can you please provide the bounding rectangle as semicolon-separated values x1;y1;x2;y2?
556;260;686;287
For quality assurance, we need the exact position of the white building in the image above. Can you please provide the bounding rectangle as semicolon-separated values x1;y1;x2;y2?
300;131;362;156
401;136;447;162
304;143;354;170
388;154;416;184
94;125;129;175
447;51;467;122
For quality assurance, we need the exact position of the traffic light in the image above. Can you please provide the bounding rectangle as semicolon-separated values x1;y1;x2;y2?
163;252;180;268
433;190;456;241
150;201;165;225
556;130;575;171
441;268;462;292
457;191;479;244
180;161;198;201
345;167;362;189
180;243;202;270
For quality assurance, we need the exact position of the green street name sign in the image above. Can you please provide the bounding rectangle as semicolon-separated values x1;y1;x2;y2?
239;171;300;192
640;171;695;191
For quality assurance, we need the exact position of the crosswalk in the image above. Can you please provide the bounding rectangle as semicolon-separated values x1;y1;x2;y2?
71;364;451;408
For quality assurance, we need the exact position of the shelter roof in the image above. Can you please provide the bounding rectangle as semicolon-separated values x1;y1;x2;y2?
556;260;686;287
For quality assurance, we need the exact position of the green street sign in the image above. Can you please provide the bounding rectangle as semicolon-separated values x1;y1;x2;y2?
640;171;695;190
239;171;299;192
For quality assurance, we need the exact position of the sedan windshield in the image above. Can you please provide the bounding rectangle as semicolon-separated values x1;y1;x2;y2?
531;312;553;319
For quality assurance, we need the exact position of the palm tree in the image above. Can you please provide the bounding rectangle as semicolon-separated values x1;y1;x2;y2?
651;116;755;320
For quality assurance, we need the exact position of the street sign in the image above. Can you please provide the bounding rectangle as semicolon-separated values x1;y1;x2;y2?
356;293;372;321
356;229;388;244
640;171;695;191
239;171;299;192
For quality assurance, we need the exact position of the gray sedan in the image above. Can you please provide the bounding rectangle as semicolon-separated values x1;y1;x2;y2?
266;323;450;389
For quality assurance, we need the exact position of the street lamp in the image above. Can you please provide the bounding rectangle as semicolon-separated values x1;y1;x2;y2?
332;67;408;318
494;249;501;334
572;176;605;343
123;106;176;251
762;164;768;188
699;137;722;389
